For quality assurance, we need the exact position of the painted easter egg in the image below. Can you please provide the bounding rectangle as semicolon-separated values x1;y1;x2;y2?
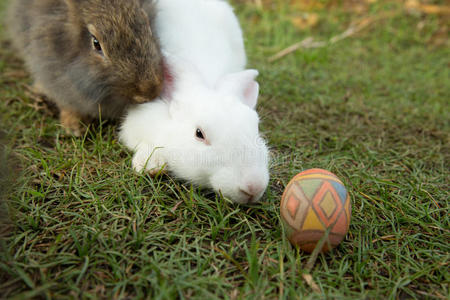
280;169;351;253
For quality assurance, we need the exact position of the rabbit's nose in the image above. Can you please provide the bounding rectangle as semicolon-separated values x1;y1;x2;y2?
133;95;152;103
137;79;162;99
239;183;265;203
239;189;253;203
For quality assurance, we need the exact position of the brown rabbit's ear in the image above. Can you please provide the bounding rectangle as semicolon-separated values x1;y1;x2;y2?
63;0;85;38
64;0;77;11
64;0;89;14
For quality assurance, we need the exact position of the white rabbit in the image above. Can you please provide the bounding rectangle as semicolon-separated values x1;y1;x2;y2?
120;0;270;203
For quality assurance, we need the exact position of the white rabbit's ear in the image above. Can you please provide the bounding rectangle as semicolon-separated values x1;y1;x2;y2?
161;60;176;100
217;69;260;109
161;52;203;99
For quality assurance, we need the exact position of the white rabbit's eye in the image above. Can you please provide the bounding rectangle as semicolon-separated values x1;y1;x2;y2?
91;35;103;54
195;128;205;140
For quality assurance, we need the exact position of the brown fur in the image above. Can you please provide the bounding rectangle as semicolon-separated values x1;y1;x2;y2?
7;0;163;134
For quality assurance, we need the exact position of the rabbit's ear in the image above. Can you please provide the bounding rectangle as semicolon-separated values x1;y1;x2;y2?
217;70;259;109
64;0;90;12
64;0;78;10
63;0;84;30
161;52;204;100
63;0;86;19
161;60;176;100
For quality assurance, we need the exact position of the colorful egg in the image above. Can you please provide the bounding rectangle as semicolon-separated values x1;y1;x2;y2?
280;169;351;253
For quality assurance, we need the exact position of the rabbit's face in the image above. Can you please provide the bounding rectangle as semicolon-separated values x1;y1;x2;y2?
166;70;269;203
71;0;163;102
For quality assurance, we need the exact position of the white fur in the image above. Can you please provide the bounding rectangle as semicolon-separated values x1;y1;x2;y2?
120;0;269;203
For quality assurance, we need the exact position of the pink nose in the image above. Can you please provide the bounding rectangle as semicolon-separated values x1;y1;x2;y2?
239;182;266;203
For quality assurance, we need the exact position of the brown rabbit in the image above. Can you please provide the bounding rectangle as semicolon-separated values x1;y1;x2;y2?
7;0;164;136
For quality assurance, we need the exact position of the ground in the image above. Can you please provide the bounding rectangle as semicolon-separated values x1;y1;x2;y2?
0;0;449;298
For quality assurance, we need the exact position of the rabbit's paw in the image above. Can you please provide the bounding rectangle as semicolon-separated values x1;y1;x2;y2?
132;148;166;176
60;108;84;137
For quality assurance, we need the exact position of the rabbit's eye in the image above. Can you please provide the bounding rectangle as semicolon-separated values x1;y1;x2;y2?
91;35;103;54
195;128;205;140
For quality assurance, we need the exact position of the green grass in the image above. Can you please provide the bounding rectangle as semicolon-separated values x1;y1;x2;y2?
1;0;449;298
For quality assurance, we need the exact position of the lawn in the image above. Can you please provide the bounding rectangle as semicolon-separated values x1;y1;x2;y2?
0;0;449;298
